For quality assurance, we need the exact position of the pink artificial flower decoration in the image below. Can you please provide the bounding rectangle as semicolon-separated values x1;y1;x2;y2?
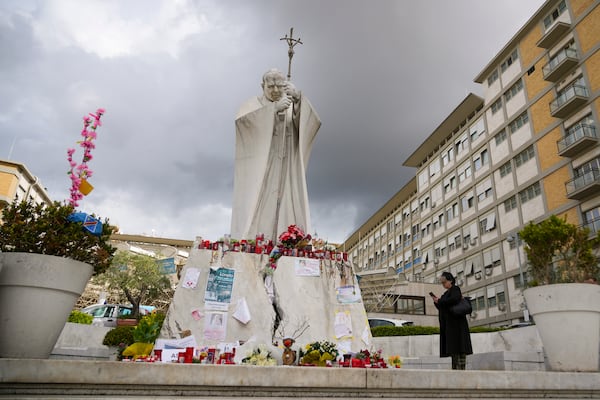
66;108;105;207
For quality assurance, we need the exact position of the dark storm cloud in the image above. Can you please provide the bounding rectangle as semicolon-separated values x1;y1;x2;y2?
0;0;545;241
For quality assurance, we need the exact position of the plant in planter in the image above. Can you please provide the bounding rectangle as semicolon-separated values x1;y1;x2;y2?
520;215;600;285
0;199;116;358
519;215;600;372
0;105;112;359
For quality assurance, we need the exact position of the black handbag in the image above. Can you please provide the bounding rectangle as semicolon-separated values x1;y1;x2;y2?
450;296;472;316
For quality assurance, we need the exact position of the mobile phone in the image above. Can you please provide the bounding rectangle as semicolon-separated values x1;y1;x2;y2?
429;292;435;297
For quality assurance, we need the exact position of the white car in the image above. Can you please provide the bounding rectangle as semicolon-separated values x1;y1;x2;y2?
82;304;150;327
368;318;414;328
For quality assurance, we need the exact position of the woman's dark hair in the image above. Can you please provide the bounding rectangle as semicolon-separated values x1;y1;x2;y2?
441;271;455;284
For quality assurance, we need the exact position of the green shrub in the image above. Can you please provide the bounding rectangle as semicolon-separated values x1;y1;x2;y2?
68;310;93;324
103;326;135;346
371;325;506;337
470;326;505;333
371;326;440;337
133;312;165;343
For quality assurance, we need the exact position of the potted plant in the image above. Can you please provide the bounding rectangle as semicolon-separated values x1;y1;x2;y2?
519;215;600;371
0;199;115;358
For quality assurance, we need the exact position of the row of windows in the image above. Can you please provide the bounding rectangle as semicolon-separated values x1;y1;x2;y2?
487;48;520;85
543;0;567;29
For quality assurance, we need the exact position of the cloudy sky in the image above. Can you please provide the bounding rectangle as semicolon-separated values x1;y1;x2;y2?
1;0;545;243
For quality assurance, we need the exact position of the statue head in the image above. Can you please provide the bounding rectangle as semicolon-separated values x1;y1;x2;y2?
261;68;286;102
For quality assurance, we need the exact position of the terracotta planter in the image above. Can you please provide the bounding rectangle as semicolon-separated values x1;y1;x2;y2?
524;283;600;371
0;253;93;359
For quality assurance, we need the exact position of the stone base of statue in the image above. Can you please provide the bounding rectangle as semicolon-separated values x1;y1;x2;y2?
159;249;371;363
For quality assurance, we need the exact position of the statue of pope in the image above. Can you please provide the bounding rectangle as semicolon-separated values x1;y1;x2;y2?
231;68;321;241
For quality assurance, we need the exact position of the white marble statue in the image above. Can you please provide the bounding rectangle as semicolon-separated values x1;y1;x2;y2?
231;68;321;240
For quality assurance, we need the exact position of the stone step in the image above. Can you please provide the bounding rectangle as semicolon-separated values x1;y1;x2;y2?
1;359;599;399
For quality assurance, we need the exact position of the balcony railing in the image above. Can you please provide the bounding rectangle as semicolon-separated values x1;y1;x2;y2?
566;169;600;200
550;83;589;118
557;124;598;157
543;48;578;82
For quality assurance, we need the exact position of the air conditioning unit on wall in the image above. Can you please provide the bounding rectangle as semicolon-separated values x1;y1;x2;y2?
498;303;507;312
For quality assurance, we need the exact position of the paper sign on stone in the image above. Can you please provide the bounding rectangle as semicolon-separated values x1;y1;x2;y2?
361;326;372;346
232;297;251;324
204;311;227;341
337;339;352;355
191;309;203;321
294;258;320;276
334;310;352;339
182;267;200;289
154;335;197;350
204;267;235;304
336;285;361;304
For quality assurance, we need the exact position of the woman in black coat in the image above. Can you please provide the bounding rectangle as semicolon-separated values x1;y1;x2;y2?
432;271;473;370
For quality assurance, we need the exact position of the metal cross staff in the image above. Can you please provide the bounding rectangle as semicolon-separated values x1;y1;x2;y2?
280;27;303;80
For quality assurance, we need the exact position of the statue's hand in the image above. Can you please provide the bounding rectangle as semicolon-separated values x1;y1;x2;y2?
285;82;301;102
275;96;292;112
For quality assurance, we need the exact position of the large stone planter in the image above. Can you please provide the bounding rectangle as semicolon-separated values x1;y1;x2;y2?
0;253;93;359
524;283;600;371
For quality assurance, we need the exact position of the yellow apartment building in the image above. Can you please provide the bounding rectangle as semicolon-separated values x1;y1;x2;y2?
343;0;600;326
0;159;51;210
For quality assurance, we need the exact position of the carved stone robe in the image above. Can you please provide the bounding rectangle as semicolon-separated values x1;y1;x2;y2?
231;94;321;240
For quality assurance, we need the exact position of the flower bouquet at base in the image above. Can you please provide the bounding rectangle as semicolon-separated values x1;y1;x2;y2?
388;355;402;368
241;345;278;366
298;340;339;367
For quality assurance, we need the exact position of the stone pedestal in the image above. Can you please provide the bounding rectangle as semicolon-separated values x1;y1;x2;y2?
159;249;371;358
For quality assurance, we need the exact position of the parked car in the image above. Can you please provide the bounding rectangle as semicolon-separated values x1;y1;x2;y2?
368;318;414;329
82;304;150;327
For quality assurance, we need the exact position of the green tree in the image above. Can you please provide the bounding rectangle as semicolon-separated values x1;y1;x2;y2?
519;215;600;285
97;251;172;318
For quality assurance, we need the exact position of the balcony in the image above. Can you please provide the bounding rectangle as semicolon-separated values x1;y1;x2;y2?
557;124;598;157
537;21;570;49
550;83;589;119
543;48;578;82
566;169;600;200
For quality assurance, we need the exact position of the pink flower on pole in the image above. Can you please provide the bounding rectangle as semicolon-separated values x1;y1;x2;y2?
66;108;105;207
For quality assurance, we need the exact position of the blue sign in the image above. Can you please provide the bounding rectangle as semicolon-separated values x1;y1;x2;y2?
157;258;176;274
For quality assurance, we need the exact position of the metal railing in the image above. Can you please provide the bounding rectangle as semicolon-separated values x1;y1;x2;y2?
550;83;588;113
565;168;600;195
542;47;577;78
557;124;597;152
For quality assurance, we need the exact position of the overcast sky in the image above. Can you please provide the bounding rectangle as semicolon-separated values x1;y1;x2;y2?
1;0;546;243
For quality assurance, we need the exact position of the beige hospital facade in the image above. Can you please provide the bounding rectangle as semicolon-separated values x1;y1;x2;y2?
343;0;600;327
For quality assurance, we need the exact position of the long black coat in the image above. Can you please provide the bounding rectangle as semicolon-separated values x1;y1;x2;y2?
434;284;473;357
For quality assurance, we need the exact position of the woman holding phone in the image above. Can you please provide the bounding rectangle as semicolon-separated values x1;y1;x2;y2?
430;271;473;370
